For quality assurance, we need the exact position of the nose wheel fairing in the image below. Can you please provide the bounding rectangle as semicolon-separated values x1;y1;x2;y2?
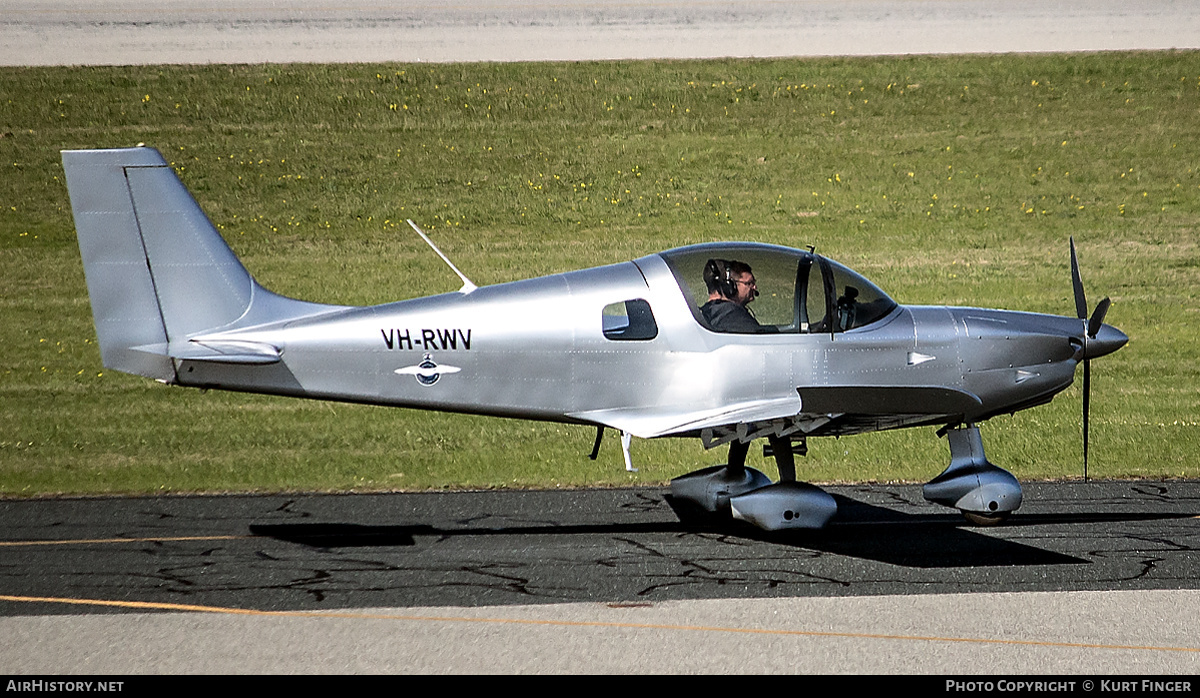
923;424;1023;522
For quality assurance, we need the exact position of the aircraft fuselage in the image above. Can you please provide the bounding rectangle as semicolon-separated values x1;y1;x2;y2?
178;252;1121;439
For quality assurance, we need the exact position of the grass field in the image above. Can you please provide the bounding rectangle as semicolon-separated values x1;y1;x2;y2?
2;51;1198;495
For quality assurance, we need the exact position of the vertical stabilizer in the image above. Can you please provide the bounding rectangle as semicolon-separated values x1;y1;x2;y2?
62;147;334;382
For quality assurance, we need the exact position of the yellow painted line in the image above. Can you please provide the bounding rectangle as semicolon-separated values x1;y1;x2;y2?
2;594;1197;654
0;535;252;547
1;595;276;616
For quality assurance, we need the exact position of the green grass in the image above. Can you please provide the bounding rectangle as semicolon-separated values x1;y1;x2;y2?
2;52;1199;495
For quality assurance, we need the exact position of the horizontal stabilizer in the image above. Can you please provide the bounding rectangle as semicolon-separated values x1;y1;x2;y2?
131;340;282;365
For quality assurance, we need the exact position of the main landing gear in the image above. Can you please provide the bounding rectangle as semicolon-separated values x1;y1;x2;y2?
668;423;1022;531
923;423;1023;525
668;435;837;531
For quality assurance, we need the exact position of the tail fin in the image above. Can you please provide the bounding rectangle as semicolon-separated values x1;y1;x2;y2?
62;147;337;381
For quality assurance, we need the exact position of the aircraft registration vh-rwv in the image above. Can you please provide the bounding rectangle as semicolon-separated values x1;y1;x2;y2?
62;147;1127;531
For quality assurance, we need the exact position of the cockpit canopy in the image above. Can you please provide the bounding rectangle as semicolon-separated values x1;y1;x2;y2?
659;243;897;334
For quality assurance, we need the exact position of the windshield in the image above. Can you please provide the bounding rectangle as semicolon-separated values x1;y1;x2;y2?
660;243;896;334
823;258;898;331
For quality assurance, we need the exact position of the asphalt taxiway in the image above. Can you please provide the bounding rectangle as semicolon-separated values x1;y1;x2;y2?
2;481;1197;672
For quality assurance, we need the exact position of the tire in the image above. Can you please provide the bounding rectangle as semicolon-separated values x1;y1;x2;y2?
962;510;1010;527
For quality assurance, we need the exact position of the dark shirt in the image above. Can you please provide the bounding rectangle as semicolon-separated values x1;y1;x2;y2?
700;299;775;334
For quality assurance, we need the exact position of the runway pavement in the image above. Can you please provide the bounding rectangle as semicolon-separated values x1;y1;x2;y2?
1;0;1198;66
1;482;1198;672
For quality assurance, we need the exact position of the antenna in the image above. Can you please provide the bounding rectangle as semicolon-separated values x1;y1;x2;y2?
406;219;477;294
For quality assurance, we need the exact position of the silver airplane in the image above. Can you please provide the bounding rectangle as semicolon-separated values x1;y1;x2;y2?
61;147;1128;531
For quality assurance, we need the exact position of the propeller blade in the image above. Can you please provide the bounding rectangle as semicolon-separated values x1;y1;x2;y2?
1082;358;1091;483
1070;237;1088;320
1088;297;1111;339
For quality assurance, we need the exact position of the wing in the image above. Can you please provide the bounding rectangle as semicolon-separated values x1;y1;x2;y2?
797;385;982;416
568;395;804;440
570;385;982;441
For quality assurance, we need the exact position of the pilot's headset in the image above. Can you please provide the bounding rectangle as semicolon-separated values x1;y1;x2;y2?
704;259;758;300
704;259;737;299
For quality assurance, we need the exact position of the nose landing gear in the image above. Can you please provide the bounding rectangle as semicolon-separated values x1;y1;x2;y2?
923;424;1023;526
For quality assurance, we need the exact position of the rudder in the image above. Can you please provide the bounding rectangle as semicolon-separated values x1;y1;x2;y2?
62;147;304;381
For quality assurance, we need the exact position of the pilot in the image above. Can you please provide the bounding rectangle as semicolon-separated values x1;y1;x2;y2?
700;259;776;333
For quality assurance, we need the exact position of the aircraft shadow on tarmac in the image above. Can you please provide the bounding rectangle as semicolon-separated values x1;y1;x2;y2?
248;493;1194;569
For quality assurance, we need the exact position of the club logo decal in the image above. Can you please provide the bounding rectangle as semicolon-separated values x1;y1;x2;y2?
394;353;461;386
